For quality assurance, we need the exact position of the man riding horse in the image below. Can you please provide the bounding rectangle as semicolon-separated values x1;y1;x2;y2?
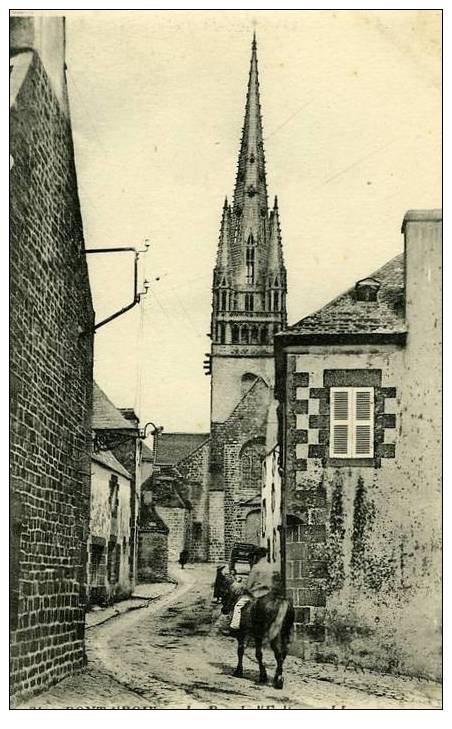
229;546;274;632
216;546;294;689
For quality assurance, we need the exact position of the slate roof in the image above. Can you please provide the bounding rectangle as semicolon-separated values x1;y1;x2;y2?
141;443;154;462
92;449;132;480
288;254;405;336
92;382;137;431
154;433;210;466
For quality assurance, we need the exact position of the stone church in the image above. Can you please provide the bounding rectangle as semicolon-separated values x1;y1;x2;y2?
153;36;287;563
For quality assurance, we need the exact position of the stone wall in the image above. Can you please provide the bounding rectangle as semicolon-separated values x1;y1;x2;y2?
87;461;133;606
208;491;225;562
177;440;210;561
10;35;94;701
138;530;168;582
209;378;271;560
155;506;189;562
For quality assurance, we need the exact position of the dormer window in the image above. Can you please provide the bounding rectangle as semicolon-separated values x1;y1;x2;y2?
355;278;380;302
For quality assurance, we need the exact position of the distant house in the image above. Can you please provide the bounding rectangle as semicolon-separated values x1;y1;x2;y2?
89;450;133;605
154;433;210;561
151;470;193;562
270;210;441;679
137;481;169;583
89;384;141;603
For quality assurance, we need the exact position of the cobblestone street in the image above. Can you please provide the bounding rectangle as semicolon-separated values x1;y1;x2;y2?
18;564;441;709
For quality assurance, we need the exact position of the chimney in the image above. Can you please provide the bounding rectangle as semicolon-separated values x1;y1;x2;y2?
402;209;442;350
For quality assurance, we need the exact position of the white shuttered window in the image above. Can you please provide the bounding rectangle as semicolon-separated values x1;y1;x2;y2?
330;387;374;458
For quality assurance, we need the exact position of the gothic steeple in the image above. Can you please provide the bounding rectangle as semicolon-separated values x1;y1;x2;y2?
211;35;287;348
232;34;268;223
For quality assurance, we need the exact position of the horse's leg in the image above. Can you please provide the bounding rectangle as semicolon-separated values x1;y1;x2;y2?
271;636;285;690
233;635;245;677
255;636;267;684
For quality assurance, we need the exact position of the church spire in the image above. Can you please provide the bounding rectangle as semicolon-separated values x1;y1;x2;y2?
232;34;268;220
268;196;285;272
216;197;232;270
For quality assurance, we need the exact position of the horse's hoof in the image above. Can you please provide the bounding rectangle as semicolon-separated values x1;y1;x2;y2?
233;669;243;678
273;677;284;690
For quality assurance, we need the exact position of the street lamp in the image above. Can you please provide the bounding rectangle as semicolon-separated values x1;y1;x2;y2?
140;422;164;439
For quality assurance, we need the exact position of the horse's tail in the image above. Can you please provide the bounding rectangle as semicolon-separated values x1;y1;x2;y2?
268;599;289;642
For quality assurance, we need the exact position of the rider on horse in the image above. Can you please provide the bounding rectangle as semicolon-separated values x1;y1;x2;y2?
229;546;273;631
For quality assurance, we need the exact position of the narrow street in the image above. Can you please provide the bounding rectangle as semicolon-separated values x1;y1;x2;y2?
20;564;441;709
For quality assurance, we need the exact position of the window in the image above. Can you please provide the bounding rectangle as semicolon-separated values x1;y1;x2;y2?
330;387;374;458
220;289;228;310
262;499;266;537
273;291;279;312
231;325;239;343
246;235;256;284
245;293;254;312
109;475;119;518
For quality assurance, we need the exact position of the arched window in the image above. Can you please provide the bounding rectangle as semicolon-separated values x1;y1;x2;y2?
251;325;259;344
241;325;249;344
240;439;266;490
260;326;268;345
246;234;256;284
231;325;239;343
273;291;279;312
221;289;228;310
245;293;254;312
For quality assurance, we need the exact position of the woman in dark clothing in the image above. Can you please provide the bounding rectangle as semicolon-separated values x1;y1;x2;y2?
179;549;189;569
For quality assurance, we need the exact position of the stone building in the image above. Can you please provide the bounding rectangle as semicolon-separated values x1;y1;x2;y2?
10;16;95;701
91;384;142;594
88;385;142;605
153;433;210;561
207;36;287;560
137;485;169;583
271;210;442;678
88;451;133;605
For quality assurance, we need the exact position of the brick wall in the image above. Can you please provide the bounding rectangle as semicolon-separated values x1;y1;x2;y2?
10;50;94;701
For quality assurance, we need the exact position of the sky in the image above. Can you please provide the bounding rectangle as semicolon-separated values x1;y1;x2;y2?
64;10;441;434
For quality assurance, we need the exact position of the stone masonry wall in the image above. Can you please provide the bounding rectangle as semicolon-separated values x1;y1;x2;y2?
177;440;210;561
10;51;94;702
210;378;271;560
155;507;189;562
284;340;441;679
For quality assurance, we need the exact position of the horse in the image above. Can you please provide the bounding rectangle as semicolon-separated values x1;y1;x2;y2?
215;568;294;689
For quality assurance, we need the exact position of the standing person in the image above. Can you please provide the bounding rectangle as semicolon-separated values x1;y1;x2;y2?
229;547;273;631
179;549;189;569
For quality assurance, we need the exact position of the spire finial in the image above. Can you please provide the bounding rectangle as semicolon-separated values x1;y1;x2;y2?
252;31;257;51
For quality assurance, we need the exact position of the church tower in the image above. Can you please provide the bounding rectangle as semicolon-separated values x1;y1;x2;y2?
208;36;287;561
210;35;287;423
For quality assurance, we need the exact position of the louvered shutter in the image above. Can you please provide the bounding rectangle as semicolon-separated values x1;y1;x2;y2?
330;386;374;458
354;388;374;457
330;389;351;457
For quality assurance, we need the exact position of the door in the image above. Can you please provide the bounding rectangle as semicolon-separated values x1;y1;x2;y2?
243;509;261;545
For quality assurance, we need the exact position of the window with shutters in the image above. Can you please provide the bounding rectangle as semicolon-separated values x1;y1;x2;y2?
330;387;374;458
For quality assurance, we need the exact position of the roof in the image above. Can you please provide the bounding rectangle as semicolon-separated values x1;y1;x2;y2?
141;442;153;462
92;449;132;480
287;254;405;336
154;433;210;466
92;382;137;431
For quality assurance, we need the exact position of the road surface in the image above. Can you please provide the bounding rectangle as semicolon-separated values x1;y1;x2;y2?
20;564;441;709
